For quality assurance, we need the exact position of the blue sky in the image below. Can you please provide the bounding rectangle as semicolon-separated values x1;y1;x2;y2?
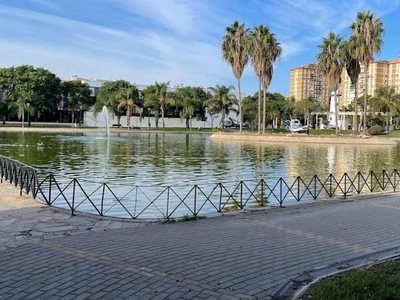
0;0;399;97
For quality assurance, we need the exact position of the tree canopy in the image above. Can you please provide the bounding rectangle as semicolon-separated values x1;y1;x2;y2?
0;65;62;121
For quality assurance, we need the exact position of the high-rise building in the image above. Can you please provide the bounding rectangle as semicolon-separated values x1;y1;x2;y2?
289;64;327;105
389;56;400;93
340;60;389;107
290;56;400;109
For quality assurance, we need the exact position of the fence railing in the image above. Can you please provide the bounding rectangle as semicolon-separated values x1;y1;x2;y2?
1;154;400;220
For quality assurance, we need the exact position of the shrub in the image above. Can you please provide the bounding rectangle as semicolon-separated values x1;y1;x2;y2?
368;125;385;135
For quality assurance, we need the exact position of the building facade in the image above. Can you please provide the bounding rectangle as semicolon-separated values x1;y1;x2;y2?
389;56;400;93
291;56;400;109
289;64;326;105
339;60;389;108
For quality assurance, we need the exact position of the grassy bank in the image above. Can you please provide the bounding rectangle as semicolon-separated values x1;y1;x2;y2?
301;259;400;300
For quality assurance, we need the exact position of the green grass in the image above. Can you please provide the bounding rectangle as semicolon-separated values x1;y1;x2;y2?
301;260;400;300
160;214;206;223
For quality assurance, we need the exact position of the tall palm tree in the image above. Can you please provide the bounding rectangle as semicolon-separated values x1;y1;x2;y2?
341;38;361;135
249;26;282;134
221;21;249;133
316;32;343;135
204;85;237;128
351;10;384;134
116;85;138;128
370;86;400;130
154;81;173;129
249;25;269;134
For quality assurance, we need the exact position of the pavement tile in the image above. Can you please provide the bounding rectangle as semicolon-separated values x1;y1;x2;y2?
3;181;400;298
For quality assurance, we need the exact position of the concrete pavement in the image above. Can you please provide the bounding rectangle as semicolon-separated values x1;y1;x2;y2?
2;181;400;299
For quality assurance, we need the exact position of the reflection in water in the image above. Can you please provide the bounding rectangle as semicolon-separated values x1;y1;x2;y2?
327;146;335;174
0;132;398;216
0;132;398;184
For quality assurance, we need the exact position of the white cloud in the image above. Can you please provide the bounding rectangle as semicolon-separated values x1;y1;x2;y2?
0;3;231;88
0;0;399;95
250;0;400;63
112;0;205;36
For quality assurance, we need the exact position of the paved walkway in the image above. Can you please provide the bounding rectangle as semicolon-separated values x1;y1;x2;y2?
2;182;400;299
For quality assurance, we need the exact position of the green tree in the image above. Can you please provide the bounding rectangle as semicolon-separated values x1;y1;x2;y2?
62;80;92;124
370;86;400;130
341;37;361;135
316;32;343;135
282;97;296;120
294;98;316;126
222;21;249;133
249;25;269;133
204;85;237;128
142;85;160;128
242;93;258;129
351;10;384;134
261;36;281;134
15;90;33;128
0;65;62;122
174;87;207;129
95;80;132;126
154;81;174;129
116;85;140;128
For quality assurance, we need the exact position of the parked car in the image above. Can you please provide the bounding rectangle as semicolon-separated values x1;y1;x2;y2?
223;118;240;128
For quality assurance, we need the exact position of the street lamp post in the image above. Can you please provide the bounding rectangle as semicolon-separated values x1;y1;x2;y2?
147;108;151;131
27;102;30;127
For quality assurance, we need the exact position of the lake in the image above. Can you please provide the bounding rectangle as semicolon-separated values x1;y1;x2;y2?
0;131;398;218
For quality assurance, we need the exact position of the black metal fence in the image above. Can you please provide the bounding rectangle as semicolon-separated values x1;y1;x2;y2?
1;154;400;220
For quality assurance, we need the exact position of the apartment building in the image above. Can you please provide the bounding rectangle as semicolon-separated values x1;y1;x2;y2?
289;64;327;106
291;56;400;109
389;56;400;93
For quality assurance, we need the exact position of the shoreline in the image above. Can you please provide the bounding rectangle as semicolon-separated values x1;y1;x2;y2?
210;132;399;145
0;126;398;145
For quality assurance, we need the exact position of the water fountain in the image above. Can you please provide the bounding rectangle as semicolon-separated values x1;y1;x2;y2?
98;106;110;138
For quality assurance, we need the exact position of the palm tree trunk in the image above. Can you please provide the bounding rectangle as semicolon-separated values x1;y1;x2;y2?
237;78;242;133
353;84;358;135
387;109;390;131
262;87;266;134
363;62;368;135
334;90;339;135
258;79;261;134
127;106;131;128
161;107;165;129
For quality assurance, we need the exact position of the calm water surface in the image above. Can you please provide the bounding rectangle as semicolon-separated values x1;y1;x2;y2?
1;131;399;217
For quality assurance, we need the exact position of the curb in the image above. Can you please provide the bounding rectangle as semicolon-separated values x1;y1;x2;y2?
270;245;400;299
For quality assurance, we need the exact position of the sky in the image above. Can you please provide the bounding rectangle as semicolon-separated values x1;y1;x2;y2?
0;0;399;97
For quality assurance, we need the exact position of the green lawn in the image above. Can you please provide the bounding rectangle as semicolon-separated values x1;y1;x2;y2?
301;260;400;300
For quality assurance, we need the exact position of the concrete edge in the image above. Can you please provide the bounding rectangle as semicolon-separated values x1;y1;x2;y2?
210;132;398;146
270;246;400;300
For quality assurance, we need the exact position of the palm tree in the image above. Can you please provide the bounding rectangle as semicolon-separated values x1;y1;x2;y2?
180;98;198;130
154;81;173;129
204;85;237;128
249;26;282;134
316;32;343;135
15;90;33;128
221;21;249;133
370;86;400;131
249;25;268;134
351;10;384;134
116;85;139;128
63;80;92;124
341;38;361;135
